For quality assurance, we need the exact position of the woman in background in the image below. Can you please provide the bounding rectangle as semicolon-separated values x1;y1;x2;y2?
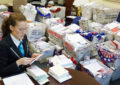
0;13;39;77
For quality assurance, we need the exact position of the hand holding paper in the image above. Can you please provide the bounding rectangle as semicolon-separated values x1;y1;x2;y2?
32;53;40;58
30;54;43;65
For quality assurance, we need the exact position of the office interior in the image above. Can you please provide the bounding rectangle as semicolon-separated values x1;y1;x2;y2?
0;0;120;85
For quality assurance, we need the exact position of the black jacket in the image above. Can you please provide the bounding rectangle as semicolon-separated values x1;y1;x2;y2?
0;34;32;77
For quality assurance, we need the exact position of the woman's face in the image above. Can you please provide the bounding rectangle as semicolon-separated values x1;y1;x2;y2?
10;21;28;40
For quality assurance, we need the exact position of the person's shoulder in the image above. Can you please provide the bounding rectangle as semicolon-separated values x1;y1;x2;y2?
0;35;10;46
0;38;7;46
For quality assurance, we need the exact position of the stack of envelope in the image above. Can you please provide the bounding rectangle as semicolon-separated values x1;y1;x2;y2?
48;54;74;69
80;59;113;85
79;17;92;31
48;65;72;83
30;41;55;62
63;34;90;62
48;24;65;47
81;2;98;20
26;22;47;42
43;18;65;28
89;22;103;33
75;29;106;57
93;6;120;24
48;24;80;47
100;21;120;40
27;65;49;85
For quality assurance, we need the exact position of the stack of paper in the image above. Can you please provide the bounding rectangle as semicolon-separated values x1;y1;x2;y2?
64;34;90;52
20;3;37;21
89;22;103;33
27;22;46;42
100;21;120;40
48;65;72;83
3;73;34;85
93;6;119;24
81;2;97;20
43;18;65;28
80;59;113;77
31;41;55;59
80;59;113;85
48;54;74;68
27;65;49;85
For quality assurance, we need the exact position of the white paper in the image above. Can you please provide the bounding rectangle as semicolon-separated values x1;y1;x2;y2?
49;65;68;78
3;73;34;85
48;65;72;83
84;62;104;76
30;54;43;65
27;65;48;78
49;55;74;68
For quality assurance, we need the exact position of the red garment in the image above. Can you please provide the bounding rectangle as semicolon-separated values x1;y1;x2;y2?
50;8;61;13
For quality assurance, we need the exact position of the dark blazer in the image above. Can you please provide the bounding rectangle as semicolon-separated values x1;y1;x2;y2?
0;34;32;77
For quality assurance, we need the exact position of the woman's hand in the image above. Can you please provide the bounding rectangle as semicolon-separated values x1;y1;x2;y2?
31;53;40;58
16;57;35;66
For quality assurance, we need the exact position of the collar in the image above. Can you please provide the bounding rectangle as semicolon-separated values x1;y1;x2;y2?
10;34;22;47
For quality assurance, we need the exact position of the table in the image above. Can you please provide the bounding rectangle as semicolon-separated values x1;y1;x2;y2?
0;68;100;85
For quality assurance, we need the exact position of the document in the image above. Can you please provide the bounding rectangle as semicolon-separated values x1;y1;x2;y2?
30;54;43;65
48;65;72;83
49;55;74;68
3;73;34;85
27;65;49;85
84;62;104;76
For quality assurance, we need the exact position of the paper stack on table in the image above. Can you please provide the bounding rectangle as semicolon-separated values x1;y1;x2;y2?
48;54;74;69
48;65;72;83
3;73;34;85
27;22;46;42
27;65;49;85
30;41;55;60
80;59;113;85
63;34;91;62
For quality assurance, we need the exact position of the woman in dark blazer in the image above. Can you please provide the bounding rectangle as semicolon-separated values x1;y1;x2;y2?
0;13;39;77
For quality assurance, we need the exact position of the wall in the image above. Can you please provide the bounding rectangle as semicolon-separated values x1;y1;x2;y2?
0;0;13;5
89;0;120;8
